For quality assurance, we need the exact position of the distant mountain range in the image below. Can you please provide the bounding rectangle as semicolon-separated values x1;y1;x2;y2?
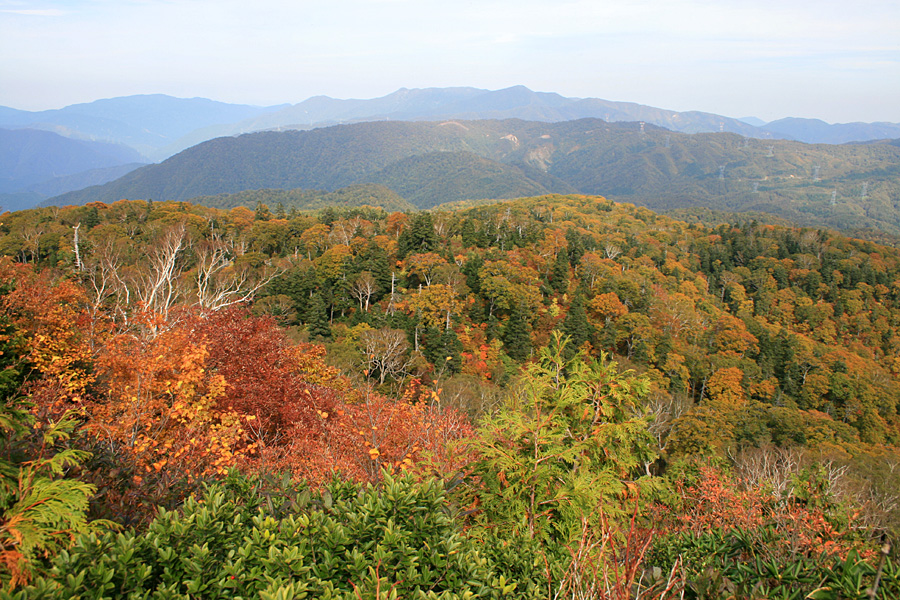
4;87;900;163
0;128;146;212
4;86;900;220
45;118;900;239
0;95;281;160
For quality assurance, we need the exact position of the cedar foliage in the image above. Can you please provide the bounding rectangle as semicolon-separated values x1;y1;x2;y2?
465;334;658;545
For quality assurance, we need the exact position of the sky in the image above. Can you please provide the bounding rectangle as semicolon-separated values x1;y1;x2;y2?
1;0;899;124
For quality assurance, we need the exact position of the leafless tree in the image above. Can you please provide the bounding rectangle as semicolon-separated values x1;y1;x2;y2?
73;223;83;271
718;271;742;301
360;327;413;386
855;459;900;530
644;392;692;455
387;272;400;316
439;374;505;419
19;224;44;263
194;234;280;314
350;271;378;313
84;237;129;308
135;223;188;319
432;211;451;238
434;263;467;293
733;445;804;498
328;217;366;246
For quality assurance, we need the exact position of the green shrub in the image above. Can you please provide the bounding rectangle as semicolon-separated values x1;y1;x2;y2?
5;471;539;599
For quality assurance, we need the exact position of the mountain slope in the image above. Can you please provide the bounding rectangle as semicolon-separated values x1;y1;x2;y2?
45;118;900;238
0;128;145;193
9;87;900;164
367;151;562;208
0;95;284;160
762;118;900;144
48;121;486;204
209;86;781;143
28;163;145;198
184;183;415;213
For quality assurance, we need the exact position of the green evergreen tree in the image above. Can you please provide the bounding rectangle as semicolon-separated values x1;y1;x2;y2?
398;213;439;257
421;326;463;374
502;303;532;362
439;328;464;374
357;243;392;296
560;293;594;357
565;229;587;266
550;250;569;294
421;325;443;366
81;205;100;229
466;333;657;544
254;201;272;221
462;253;483;296
0;311;106;589
485;314;500;342
304;292;331;340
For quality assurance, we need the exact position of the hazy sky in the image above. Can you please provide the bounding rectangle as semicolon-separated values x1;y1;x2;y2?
2;0;898;123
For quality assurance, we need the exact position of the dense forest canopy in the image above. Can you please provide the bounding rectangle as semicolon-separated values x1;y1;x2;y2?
1;194;898;597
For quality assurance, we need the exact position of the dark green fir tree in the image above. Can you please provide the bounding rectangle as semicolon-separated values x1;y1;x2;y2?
254;201;272;221
560;293;594;357
81;205;101;229
502;303;532;362
551;250;570;294
304;292;332;340
438;327;464;374
398;213;439;257
422;326;463;374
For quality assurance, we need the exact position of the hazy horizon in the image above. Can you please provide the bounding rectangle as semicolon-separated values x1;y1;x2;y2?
1;0;898;124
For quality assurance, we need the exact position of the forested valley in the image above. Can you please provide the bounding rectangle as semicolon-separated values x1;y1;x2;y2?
1;194;898;598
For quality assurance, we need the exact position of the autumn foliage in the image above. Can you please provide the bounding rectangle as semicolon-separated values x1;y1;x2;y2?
658;465;874;561
0;257;473;533
3;194;900;595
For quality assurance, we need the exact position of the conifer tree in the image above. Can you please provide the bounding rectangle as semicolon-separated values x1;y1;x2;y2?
565;229;587;266
80;205;100;229
254;201;271;221
550;250;569;294
560;293;594;356
422;326;463;374
466;333;657;544
438;327;464;374
398;213;439;257
502;302;532;362
304;292;331;340
0;307;104;588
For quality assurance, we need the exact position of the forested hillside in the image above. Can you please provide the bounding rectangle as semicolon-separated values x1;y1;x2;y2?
1;195;898;597
46;119;900;240
187;183;416;213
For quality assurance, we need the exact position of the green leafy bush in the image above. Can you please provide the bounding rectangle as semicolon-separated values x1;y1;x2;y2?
5;472;540;599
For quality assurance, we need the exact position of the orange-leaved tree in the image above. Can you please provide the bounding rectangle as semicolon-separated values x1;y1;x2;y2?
306;380;474;484
91;308;253;486
0;258;95;418
192;308;344;476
